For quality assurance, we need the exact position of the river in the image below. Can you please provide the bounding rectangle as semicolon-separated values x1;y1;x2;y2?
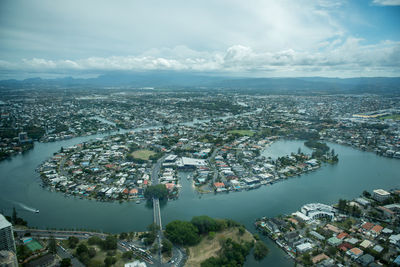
1;134;400;266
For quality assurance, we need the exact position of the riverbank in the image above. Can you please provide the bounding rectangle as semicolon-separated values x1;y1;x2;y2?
2;139;400;267
255;188;400;266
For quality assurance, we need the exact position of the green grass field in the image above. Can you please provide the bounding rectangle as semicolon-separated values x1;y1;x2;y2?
228;130;255;136
131;150;156;160
26;240;43;252
379;114;400;120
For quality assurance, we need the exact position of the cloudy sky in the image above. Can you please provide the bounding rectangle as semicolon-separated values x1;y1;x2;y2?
0;0;399;79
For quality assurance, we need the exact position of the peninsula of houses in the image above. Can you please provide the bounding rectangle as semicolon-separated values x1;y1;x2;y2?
256;188;400;266
38;120;338;202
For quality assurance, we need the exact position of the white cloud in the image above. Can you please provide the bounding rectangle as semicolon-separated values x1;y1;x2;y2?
1;39;398;77
372;0;400;6
0;0;398;78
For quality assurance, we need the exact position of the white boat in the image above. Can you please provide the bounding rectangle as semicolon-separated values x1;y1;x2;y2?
35;209;39;213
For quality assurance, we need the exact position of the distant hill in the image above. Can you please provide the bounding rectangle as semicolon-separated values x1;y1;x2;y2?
0;72;399;95
210;77;400;94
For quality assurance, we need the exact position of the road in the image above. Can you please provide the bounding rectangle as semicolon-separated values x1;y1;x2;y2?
14;228;107;240
149;154;188;267
57;245;85;267
26;152;185;267
153;198;163;265
208;148;220;184
14;228;156;265
151;155;167;265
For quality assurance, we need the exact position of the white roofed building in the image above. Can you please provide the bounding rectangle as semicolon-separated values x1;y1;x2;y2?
373;189;390;202
301;203;335;221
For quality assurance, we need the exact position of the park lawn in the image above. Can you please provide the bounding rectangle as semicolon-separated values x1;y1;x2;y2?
228;130;255;136
186;227;255;267
89;245;126;267
63;240;129;267
131;150;156;161
195;183;212;194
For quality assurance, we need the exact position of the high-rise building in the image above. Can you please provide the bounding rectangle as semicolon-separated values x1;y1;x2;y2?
0;214;16;253
0;250;18;267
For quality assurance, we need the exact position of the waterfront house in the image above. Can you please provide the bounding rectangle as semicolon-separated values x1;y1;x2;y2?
337;232;349;240
359;240;372;249
327;236;342;247
296;242;313;254
312;253;329;265
361;222;374;232
357;254;374;266
338;242;353;252
284;231;300;248
347;247;363;259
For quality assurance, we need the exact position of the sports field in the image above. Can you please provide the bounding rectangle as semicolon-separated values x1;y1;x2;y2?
26;240;43;251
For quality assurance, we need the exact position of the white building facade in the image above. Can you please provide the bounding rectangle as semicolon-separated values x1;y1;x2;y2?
0;214;16;253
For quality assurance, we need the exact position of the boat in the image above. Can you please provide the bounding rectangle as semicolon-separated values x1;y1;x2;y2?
35;209;39;213
136;200;141;204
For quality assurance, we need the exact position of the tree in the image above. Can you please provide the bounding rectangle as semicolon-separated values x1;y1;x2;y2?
119;232;128;240
144;184;169;200
208;231;216;240
88;247;96;258
104;256;117;267
60;258;72;267
363;190;371;198
147;223;159;233
88;236;102;246
67;236;79;249
254;241;269;260
191;215;221;234
122;251;133;260
338;199;348;212
12;207;17;225
201;238;252;267
162;239;173;257
48;236;57;254
76;243;88;255
238;226;245;236
141;223;158;245
165;220;200;246
302;253;312;266
327;246;337;257
88;259;103;267
201;257;220;267
102;235;117;250
16;245;30;260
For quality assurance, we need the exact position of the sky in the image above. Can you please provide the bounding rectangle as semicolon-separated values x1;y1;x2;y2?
0;0;399;79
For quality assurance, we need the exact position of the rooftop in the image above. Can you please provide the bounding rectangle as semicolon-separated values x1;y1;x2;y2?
373;189;390;196
0;214;11;229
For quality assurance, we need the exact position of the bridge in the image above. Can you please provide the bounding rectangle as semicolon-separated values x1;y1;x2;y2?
151;155;167;265
150;155;186;267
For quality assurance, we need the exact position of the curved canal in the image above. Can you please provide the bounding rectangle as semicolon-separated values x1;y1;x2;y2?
1;136;400;266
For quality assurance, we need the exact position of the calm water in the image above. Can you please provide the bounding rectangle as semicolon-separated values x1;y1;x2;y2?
1;137;399;266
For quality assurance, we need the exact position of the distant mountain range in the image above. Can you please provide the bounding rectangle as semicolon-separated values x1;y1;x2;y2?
1;71;399;94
